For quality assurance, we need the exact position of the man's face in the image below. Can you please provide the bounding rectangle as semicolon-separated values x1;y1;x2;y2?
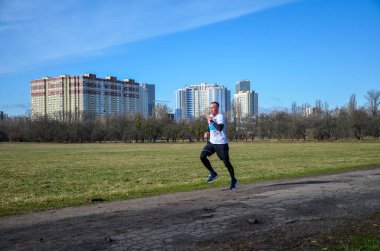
209;103;219;116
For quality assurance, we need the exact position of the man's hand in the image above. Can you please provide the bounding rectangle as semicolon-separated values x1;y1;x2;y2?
204;114;212;121
204;131;210;139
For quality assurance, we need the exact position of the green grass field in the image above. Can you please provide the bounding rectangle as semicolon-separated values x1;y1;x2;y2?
328;235;380;251
1;141;380;216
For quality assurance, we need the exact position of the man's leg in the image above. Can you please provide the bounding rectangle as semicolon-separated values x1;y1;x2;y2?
200;143;218;181
215;144;238;188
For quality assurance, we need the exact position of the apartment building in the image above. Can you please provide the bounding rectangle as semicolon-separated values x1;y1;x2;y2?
233;80;259;119
0;111;8;120
175;83;231;120
236;80;251;93
30;74;153;119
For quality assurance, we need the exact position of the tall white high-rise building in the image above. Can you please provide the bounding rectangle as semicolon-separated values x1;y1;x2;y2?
175;83;231;120
233;80;258;119
30;74;153;120
233;91;258;119
141;83;155;117
236;80;250;93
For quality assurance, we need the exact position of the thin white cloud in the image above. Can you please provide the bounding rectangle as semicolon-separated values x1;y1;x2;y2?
0;0;297;74
1;104;28;109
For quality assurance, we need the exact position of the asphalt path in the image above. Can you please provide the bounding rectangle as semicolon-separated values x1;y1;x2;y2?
1;168;380;250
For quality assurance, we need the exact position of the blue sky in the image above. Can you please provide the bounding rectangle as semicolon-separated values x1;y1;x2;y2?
0;0;379;116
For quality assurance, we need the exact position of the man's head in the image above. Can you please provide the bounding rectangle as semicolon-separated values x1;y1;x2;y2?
209;101;219;116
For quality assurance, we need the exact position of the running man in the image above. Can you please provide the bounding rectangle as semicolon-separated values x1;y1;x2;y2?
200;101;238;189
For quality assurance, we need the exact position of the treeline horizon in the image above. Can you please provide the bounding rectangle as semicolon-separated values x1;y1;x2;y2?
0;91;379;143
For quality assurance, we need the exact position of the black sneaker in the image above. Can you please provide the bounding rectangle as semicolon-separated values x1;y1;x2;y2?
206;173;218;183
230;179;238;189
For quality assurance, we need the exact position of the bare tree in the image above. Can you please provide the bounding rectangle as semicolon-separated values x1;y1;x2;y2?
352;108;370;140
365;89;380;117
348;94;357;114
153;103;169;119
336;108;351;140
274;112;291;140
0;120;8;142
291;102;301;115
365;89;380;139
232;99;242;126
314;100;322;117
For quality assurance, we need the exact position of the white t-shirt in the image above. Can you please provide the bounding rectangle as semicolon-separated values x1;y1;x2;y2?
209;113;228;144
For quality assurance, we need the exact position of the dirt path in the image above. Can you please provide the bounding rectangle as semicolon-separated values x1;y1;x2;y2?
1;168;380;250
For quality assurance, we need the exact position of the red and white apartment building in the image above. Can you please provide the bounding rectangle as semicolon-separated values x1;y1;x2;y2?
30;73;151;119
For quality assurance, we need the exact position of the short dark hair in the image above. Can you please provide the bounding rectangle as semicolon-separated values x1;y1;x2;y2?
211;101;219;108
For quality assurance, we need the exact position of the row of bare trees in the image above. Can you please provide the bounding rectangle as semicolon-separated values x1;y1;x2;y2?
0;90;379;143
0;113;207;143
234;90;379;141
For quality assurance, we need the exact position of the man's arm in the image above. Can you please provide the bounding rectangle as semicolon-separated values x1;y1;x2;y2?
204;124;210;139
209;120;224;131
205;114;224;131
205;124;210;132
